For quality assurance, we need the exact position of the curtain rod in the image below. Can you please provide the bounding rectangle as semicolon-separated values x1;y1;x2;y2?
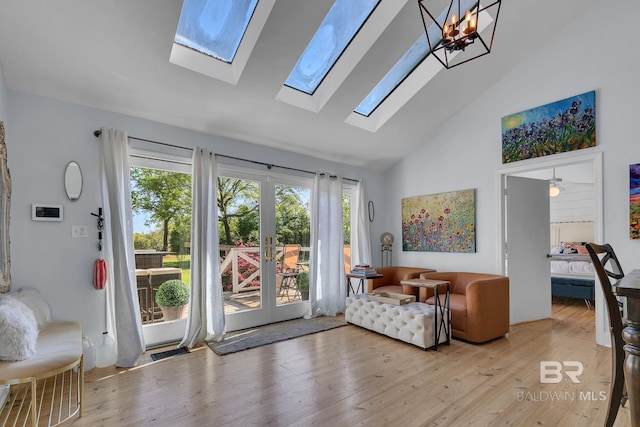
93;130;358;183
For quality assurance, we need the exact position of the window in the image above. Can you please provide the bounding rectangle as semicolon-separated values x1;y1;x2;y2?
284;0;380;95
276;0;402;113
354;34;435;117
353;0;462;117
346;0;485;131
170;0;276;84
130;154;192;327
174;0;259;63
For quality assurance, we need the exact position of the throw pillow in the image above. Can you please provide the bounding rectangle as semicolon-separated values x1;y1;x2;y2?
0;295;39;361
12;287;51;329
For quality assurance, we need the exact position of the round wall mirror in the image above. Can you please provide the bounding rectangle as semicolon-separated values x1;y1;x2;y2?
64;161;83;201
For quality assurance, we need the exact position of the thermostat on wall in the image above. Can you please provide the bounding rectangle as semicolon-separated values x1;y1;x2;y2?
32;203;63;221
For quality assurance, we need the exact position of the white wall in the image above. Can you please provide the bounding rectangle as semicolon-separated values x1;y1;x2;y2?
0;61;9;124
383;0;640;319
6;90;384;343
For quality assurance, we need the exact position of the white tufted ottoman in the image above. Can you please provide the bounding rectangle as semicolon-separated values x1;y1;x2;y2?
346;294;449;350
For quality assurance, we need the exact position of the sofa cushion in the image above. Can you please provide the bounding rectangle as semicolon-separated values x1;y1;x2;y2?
369;267;436;295
421;271;510;343
0;296;38;361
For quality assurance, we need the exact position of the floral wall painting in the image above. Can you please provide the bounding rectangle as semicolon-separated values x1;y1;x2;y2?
501;90;596;164
401;189;476;253
630;164;640;239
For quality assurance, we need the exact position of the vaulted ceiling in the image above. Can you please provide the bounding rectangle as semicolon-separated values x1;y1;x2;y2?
0;0;594;171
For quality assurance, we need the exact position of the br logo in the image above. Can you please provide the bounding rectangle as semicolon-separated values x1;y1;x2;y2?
540;361;584;384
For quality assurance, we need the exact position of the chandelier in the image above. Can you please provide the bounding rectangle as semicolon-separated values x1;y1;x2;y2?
418;0;502;69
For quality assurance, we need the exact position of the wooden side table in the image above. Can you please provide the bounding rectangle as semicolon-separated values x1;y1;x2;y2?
346;273;383;296
401;278;451;350
614;269;640;426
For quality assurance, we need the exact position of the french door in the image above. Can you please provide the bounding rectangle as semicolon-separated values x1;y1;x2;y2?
132;157;312;346
220;167;311;332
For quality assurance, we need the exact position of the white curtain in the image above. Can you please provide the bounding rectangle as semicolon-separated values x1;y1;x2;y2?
98;127;144;367
306;173;346;318
350;180;372;268
180;147;225;347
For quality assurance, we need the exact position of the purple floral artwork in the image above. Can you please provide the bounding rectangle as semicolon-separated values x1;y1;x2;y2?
630;164;640;239
501;91;596;163
401;189;475;253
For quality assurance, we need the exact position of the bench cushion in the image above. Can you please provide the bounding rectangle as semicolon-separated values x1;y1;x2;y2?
0;321;82;382
346;294;447;349
0;297;38;361
12;287;52;329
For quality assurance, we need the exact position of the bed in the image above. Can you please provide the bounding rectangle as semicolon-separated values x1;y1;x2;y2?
549;242;595;308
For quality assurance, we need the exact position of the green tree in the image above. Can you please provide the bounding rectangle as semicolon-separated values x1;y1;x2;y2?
343;194;351;244
276;187;310;245
131;168;192;251
169;213;191;255
217;177;259;245
133;229;163;250
235;204;259;245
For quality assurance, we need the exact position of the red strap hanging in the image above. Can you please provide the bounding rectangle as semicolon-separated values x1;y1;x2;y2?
93;259;107;290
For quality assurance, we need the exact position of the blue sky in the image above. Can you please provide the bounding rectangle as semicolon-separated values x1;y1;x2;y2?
133;212;153;234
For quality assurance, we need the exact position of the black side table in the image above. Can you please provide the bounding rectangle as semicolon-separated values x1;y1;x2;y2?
346;273;383;296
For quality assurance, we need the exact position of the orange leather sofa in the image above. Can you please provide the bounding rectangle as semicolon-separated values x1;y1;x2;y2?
418;271;510;343
368;266;436;298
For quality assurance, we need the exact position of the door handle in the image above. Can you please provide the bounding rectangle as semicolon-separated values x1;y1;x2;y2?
263;237;276;261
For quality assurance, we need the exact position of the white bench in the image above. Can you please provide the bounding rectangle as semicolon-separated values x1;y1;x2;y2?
346;294;449;350
0;321;83;426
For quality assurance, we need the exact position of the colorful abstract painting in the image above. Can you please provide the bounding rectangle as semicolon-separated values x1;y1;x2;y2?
631;164;640;239
401;189;476;253
501;91;596;163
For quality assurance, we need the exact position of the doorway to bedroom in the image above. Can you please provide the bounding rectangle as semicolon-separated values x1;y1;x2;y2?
498;151;608;347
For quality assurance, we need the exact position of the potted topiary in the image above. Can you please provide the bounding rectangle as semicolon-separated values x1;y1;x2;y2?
155;279;189;321
297;271;309;300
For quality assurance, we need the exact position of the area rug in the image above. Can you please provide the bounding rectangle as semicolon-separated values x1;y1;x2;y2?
208;316;347;355
150;347;190;361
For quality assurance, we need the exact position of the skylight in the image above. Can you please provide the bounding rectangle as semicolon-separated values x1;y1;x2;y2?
174;0;258;64
284;0;380;95
170;0;275;85
354;0;476;117
354;34;433;117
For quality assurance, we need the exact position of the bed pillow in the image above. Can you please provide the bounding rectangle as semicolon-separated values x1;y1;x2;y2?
0;295;39;361
575;245;588;254
561;241;588;254
12;287;51;329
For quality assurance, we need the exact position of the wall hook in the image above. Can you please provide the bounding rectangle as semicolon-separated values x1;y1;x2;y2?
91;208;104;251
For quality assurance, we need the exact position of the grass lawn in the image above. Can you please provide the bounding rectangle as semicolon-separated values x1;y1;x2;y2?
162;254;191;285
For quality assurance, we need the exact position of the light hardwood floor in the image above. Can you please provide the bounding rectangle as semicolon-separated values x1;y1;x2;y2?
77;299;632;426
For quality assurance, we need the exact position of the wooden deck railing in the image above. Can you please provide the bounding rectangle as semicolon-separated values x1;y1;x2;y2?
219;246;311;293
218;245;351;294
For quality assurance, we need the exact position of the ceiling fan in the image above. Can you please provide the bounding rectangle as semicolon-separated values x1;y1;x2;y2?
549;168;563;197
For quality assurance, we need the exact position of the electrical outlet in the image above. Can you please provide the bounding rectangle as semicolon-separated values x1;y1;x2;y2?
72;225;88;238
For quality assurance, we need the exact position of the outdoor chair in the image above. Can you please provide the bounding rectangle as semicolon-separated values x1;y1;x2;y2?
586;243;627;427
277;244;301;301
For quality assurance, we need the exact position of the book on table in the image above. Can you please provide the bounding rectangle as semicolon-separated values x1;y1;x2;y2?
351;265;378;276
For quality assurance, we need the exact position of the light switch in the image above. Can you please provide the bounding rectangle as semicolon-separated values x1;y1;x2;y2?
72;225;88;238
